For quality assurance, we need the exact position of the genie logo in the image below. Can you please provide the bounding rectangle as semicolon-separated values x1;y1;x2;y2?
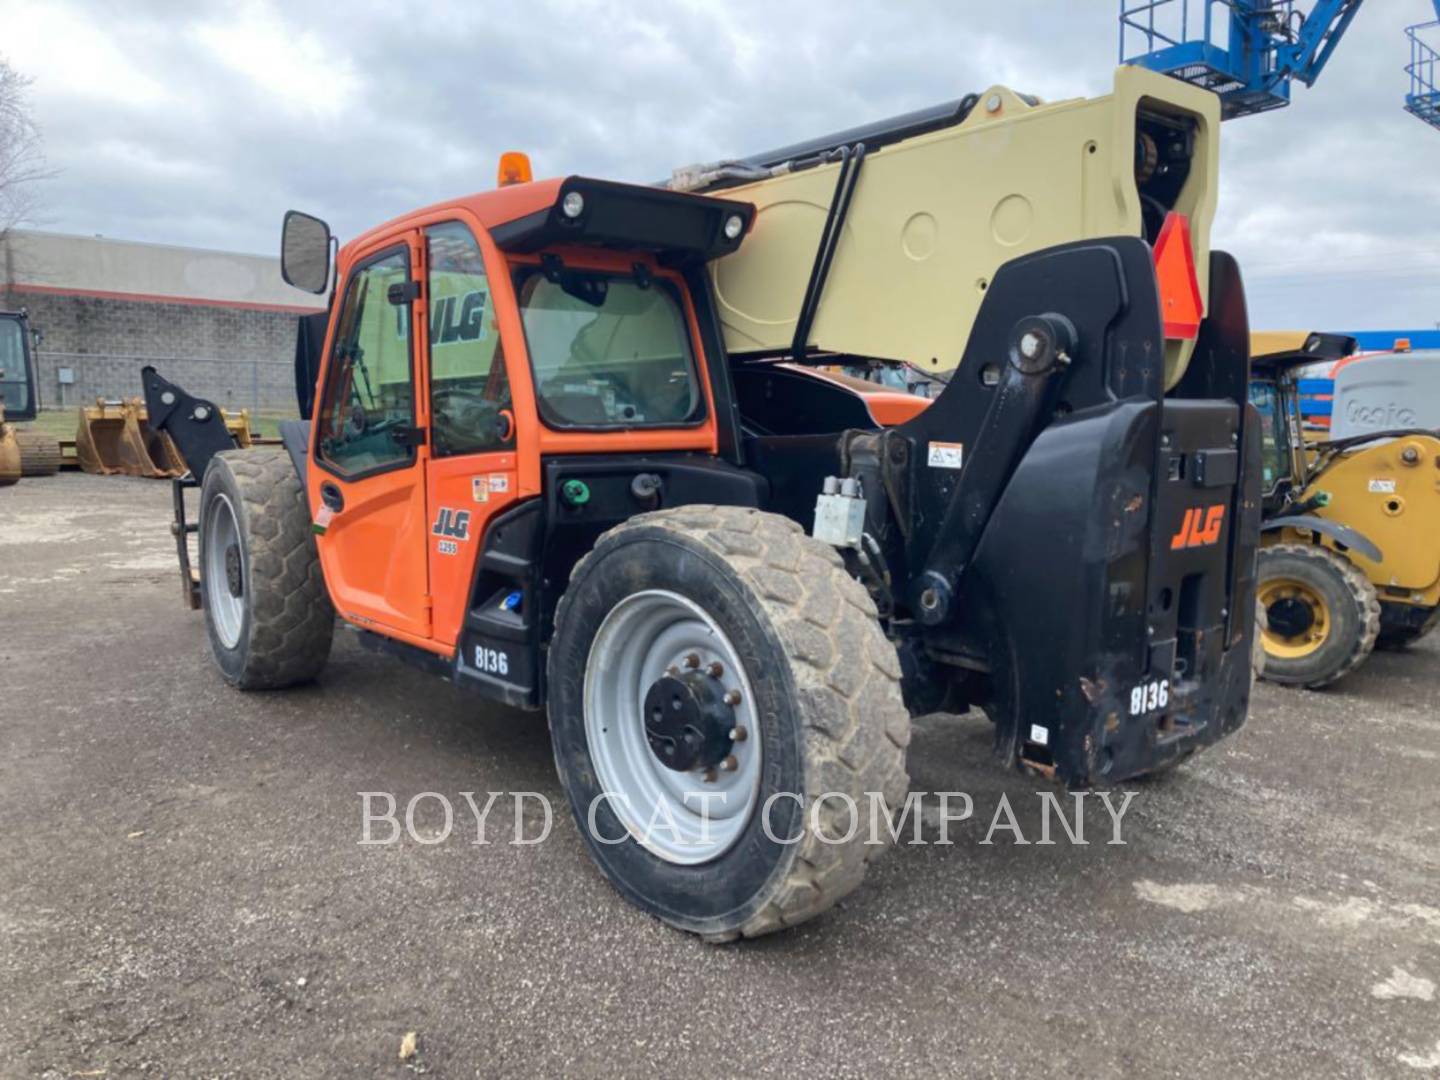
1345;399;1417;430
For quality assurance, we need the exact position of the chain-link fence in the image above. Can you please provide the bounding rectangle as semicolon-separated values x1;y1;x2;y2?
34;351;295;416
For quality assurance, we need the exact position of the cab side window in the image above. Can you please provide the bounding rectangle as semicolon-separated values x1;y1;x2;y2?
1248;381;1290;493
316;248;415;476
427;221;513;456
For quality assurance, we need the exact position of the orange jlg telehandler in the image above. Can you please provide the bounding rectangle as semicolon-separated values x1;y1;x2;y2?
146;67;1261;940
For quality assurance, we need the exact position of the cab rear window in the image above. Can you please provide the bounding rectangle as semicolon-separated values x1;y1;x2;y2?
516;269;703;429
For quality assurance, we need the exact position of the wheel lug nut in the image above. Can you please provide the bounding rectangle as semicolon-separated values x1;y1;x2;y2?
684;653;700;669
719;755;738;772
708;661;724;678
666;665;679;676
731;725;748;742
702;767;718;783
723;689;741;707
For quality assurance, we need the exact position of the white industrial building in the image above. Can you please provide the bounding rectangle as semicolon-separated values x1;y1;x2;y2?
0;229;323;413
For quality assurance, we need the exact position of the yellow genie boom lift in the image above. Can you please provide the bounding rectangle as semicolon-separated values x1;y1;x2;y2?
1251;331;1440;687
148;67;1261;940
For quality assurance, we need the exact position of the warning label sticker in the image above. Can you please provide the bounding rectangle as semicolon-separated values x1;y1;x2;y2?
1369;478;1397;494
927;441;964;470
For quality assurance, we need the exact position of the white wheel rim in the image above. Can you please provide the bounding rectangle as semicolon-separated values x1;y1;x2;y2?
203;493;245;650
584;589;762;865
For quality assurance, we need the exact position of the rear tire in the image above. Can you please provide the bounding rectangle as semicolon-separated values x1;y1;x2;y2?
198;449;334;689
547;505;910;941
1257;543;1379;688
16;429;61;476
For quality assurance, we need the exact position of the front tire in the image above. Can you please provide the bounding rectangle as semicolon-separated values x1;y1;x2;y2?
547;505;910;941
1257;543;1379;688
198;449;334;689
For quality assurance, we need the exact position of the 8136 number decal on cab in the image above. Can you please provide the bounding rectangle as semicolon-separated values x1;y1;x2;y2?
474;646;509;676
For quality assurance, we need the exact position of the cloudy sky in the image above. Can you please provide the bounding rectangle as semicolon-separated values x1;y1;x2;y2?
2;0;1438;331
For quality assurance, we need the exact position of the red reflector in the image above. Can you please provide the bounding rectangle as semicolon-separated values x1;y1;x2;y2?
1153;212;1203;341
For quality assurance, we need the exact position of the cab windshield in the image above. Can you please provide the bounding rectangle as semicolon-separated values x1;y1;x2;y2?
0;318;31;416
516;269;702;428
1248;380;1293;493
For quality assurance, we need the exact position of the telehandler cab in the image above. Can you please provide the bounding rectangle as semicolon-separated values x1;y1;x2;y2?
149;66;1261;940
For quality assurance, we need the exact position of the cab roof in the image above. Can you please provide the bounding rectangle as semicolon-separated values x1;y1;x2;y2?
1250;330;1357;373
347;179;562;254
345;176;754;268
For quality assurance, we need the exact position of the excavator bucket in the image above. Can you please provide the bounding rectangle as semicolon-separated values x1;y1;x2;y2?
74;398;185;478
76;397;254;477
221;409;255;449
0;412;21;488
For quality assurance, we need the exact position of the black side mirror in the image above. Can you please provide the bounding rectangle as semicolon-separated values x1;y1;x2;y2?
281;210;333;295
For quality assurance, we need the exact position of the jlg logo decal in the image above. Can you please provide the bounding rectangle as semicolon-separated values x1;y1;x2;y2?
1170;505;1226;550
432;507;471;541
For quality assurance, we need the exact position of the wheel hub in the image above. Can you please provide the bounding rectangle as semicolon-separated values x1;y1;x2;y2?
584;589;762;865
1266;596;1314;639
642;670;734;772
224;543;244;598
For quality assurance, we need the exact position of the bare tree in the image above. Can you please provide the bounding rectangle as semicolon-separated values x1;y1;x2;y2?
0;55;48;240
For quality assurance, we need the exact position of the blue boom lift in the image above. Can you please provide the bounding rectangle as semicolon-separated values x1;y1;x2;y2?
1120;1;1440;131
1406;2;1440;128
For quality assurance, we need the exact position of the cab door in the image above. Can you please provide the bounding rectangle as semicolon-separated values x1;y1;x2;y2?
310;235;433;640
419;219;521;648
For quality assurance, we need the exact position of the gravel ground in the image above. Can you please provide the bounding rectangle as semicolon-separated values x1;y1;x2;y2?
1;473;1437;1078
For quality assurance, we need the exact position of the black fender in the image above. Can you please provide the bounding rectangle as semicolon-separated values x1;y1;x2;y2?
1262;515;1382;564
278;420;311;487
